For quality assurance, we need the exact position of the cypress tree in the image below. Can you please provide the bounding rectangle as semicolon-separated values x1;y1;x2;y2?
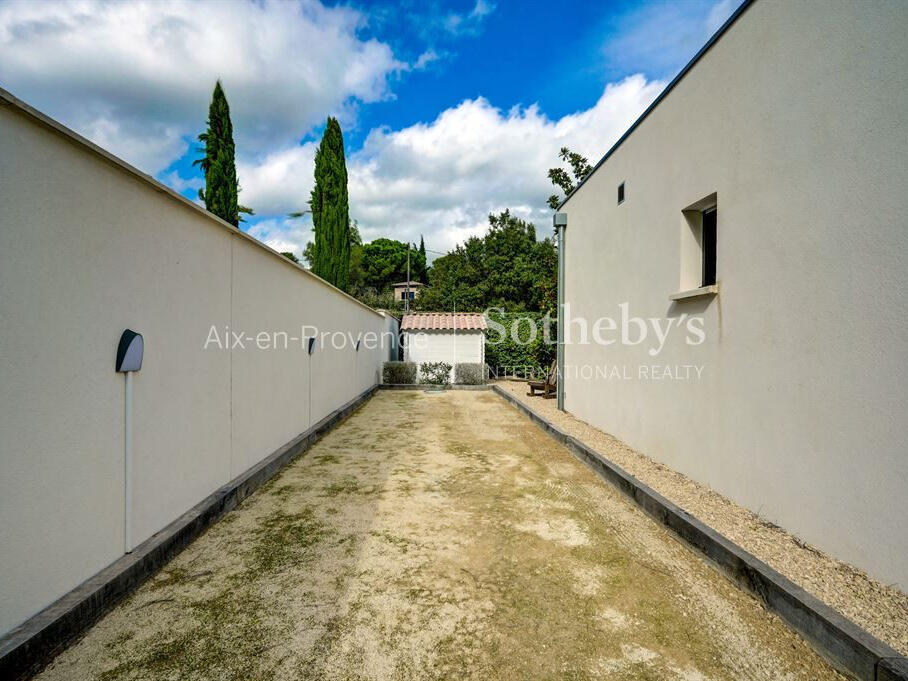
310;117;350;291
418;235;427;283
194;81;252;226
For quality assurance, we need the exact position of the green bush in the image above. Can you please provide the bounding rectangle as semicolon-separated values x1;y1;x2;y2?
383;361;417;384
484;309;556;379
454;363;487;385
419;361;452;385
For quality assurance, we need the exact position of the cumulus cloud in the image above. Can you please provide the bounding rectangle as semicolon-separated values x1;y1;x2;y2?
0;0;403;172
247;217;312;259
239;74;665;256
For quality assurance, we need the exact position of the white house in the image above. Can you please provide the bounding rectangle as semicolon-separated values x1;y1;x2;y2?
401;313;486;378
557;0;908;588
392;280;424;303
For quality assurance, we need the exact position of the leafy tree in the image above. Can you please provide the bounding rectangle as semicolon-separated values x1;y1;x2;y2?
280;251;300;264
418;210;557;314
193;81;253;226
356;238;425;294
310;117;350;290
547;146;593;210
302;241;316;268
348;220;365;293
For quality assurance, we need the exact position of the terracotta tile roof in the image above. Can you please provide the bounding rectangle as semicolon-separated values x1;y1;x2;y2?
400;312;487;331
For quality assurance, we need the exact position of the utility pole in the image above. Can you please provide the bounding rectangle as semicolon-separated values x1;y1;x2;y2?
405;245;411;313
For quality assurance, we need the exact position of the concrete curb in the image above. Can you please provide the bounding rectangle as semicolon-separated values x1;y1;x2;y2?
379;384;492;391
492;385;908;681
0;384;379;681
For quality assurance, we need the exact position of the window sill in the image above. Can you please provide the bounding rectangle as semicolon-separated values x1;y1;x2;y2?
669;284;719;301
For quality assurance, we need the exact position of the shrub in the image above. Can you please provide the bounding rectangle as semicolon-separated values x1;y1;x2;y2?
454;363;487;385
484;309;556;379
383;361;417;384
419;361;452;385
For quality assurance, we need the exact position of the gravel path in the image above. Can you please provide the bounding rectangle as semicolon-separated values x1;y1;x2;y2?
37;390;842;680
495;380;908;655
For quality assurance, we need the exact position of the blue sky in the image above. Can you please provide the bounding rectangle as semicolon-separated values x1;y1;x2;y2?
0;0;739;257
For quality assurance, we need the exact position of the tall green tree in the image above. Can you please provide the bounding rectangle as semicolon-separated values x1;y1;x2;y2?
417;235;428;283
547;146;593;210
355;238;425;293
310;117;351;291
419;210;556;313
193;81;252;226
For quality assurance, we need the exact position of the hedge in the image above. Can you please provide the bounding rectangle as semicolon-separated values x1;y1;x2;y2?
484;309;556;379
382;361;417;384
454;363;487;385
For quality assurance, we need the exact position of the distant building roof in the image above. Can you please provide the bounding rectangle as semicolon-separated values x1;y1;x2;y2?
392;281;425;287
401;312;487;331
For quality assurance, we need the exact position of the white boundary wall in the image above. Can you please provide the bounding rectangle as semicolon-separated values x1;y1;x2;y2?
0;93;397;635
561;0;908;587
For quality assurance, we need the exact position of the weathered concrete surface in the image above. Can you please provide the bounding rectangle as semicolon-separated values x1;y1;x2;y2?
36;391;843;680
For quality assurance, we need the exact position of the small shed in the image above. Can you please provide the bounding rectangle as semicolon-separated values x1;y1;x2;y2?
401;313;486;376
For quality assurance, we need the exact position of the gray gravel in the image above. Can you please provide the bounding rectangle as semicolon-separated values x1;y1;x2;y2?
495;380;908;655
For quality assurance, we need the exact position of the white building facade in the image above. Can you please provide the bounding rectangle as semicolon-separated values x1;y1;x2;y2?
401;313;486;378
560;0;908;588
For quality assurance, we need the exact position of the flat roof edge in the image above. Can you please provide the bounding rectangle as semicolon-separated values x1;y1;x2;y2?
0;86;384;319
558;0;756;210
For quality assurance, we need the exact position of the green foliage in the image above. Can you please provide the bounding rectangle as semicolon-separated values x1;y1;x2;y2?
484;309;556;378
547;146;593;210
418;210;557;314
419;361;452;385
417;236;428;283
383;361;417;384
311;117;350;291
280;251;300;264
357;238;425;295
193;81;252;226
454;363;487;385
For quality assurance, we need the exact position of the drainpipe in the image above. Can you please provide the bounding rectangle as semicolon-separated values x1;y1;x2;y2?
554;212;567;411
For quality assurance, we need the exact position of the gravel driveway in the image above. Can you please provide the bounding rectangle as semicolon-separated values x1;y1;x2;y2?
37;390;842;680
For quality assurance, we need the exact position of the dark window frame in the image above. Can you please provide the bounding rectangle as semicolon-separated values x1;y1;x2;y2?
617;181;625;205
701;207;717;287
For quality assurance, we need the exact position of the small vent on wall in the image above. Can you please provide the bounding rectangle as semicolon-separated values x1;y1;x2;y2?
618;182;625;205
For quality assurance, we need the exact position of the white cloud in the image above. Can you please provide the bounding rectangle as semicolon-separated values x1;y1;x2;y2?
160;170;203;195
238;74;665;256
247;217;312;259
237;143;318;216
0;0;403;172
443;0;495;36
413;49;442;70
707;0;739;33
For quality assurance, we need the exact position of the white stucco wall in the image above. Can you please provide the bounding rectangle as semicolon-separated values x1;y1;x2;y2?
562;0;908;587
0;96;394;636
403;330;485;376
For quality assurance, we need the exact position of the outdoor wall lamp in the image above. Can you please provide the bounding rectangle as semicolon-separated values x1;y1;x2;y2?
116;329;143;554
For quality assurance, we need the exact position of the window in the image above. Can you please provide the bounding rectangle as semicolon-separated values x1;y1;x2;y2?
701;207;717;286
675;193;719;299
617;182;625;205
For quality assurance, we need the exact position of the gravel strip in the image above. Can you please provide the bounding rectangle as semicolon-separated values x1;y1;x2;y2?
494;380;908;655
